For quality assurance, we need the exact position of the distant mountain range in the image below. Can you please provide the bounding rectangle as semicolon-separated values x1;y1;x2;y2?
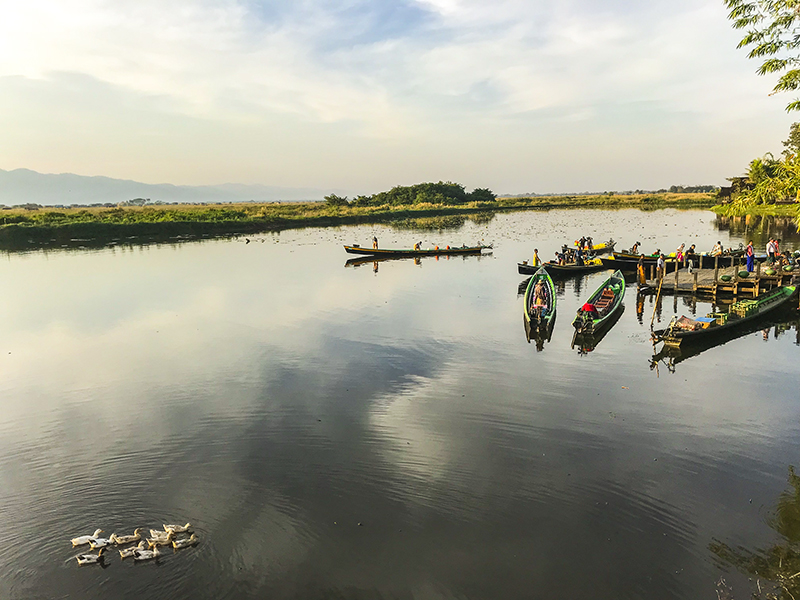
0;168;340;206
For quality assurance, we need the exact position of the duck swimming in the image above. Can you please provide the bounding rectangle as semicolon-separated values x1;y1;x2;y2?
163;522;192;534
119;541;147;559
148;529;172;542
111;529;142;545
147;534;174;548
88;536;113;550
75;548;105;565
172;534;199;549
71;529;103;547
132;546;161;561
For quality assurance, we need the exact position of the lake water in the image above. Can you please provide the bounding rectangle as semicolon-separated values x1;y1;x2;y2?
1;208;799;599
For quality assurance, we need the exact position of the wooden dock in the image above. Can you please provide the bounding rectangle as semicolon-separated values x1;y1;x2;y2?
641;259;798;298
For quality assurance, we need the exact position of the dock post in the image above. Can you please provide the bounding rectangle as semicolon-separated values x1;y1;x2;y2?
675;260;679;288
650;264;654;281
756;261;761;296
693;270;698;292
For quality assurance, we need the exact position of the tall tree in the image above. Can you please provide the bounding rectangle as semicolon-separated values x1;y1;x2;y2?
726;0;800;111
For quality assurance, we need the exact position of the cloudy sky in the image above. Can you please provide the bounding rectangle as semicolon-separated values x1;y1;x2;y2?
0;0;794;194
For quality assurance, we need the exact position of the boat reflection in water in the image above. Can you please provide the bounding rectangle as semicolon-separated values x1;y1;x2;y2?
650;312;800;374
571;306;624;354
345;252;489;269
524;313;556;351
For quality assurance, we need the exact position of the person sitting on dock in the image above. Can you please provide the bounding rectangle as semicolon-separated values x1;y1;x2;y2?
532;248;541;266
711;241;723;257
746;240;755;272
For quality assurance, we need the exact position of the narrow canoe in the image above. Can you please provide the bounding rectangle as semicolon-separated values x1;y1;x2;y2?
572;270;626;335
652;285;798;346
344;244;490;257
518;258;605;276
523;266;557;341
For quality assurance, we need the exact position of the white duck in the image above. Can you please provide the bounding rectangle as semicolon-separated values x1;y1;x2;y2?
111;529;142;545
89;536;113;550
119;541;147;559
146;534;174;548
171;534;199;549
75;547;105;565
132;545;161;561
148;529;172;542
163;522;192;534
71;529;103;547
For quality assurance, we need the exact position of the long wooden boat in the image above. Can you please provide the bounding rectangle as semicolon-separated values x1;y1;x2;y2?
518;258;606;276
523;266;557;340
344;244;490;257
572;270;626;335
574;239;616;254
651;312;799;372
652;285;798;346
571;306;624;352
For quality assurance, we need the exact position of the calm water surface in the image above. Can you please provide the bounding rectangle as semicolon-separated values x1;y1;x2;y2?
1;208;799;599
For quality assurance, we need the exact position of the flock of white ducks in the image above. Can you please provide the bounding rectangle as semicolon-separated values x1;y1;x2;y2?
71;523;198;565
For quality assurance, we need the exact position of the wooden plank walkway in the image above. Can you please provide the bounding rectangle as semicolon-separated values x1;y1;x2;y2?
642;263;799;298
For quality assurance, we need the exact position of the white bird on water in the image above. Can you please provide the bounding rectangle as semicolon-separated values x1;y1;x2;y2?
75;548;105;565
119;541;147;559
132;546;161;561
70;529;103;547
163;522;192;534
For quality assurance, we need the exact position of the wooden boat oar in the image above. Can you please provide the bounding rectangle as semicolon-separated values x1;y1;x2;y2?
650;273;664;332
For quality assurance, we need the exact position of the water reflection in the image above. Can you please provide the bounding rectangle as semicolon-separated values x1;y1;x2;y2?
650;315;800;374
711;466;800;599
571;307;624;354
715;215;800;250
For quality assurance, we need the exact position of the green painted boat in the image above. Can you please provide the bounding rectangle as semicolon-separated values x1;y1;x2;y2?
572;270;626;335
653;285;798;346
523;266;556;341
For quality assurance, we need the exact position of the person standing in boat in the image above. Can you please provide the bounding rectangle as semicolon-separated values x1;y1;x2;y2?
532;248;541;266
414;241;421;251
656;254;665;281
373;236;378;250
746;240;755;272
676;243;685;262
575;247;585;266
630;241;641;254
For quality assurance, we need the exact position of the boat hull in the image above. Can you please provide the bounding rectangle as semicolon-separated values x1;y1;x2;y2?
344;244;489;257
523;266;557;340
653;285;798;346
518;260;606;277
572;270;626;335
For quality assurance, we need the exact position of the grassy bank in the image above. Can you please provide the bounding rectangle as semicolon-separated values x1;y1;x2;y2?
0;192;715;250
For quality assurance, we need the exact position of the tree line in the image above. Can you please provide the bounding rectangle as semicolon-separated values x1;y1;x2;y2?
324;182;496;207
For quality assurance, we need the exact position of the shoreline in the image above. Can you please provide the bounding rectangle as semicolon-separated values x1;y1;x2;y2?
0;193;715;251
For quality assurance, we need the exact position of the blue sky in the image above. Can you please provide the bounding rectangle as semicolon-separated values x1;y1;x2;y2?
0;0;794;194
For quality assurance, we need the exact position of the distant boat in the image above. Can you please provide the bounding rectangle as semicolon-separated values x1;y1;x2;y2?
573;239;616;254
652;285;797;346
572;270;626;335
523;266;556;341
343;244;490;257
518;258;606;277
